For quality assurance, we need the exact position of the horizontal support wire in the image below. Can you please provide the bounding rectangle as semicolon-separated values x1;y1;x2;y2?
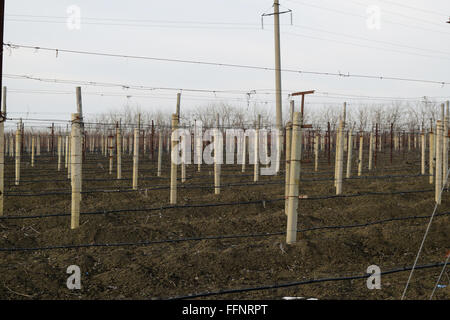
1;211;448;251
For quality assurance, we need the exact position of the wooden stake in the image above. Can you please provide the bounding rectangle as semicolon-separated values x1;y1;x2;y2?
286;112;302;244
70;113;82;230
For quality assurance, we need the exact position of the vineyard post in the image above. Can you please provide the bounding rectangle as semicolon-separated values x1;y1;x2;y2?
214;114;221;194
327;122;331;166
346;128;353;179
446;100;450;187
143;129;147;155
51;122;54;158
132;127;139;190
334;128;339;187
129;135;133;155
286;112;302;244
408;132;411;151
67;135;71;179
284;121;292;215
0;86;5;216
31;136;35;167
314;131;319;172
57;135;62;171
241;128;246;173
157;129;162;177
435;120;442;204
37;135;40;156
70;113;82;230
181;130;186;184
358;133;363;176
254;115;260;182
170;114;178;204
443;104;448;187
375;124;378;168
109;134;113;175
15;121;21;186
104;134;108;157
9;134;13;157
195;121;202;173
390;123;393;164
65;135;69;169
336;121;344;195
421;129;425;175
368;131;373;171
430;129;434;184
151;120;154;160
116;123;122;179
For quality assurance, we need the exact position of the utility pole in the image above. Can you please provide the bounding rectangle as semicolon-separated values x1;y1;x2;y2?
274;0;282;133
0;0;4;110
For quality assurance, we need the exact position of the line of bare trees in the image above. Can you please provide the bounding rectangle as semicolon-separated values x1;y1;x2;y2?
85;98;447;133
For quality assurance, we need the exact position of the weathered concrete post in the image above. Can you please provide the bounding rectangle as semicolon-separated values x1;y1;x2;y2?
435;120;443;204
284;122;292;215
286;112;302;244
15;122;22;186
132;127;139;190
346;129;353;179
170;114;178;204
70;113;82;230
358;133;363;176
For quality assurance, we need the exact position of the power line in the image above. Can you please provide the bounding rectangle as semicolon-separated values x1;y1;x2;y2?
6;14;450;60
374;0;445;17
6;87;450;103
288;24;450;58
285;0;450;36
345;0;450;29
283;30;450;62
3;44;450;86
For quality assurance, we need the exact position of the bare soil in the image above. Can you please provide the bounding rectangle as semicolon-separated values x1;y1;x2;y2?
0;149;449;300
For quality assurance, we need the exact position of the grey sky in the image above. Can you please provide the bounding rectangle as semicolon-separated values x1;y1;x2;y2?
3;0;450;126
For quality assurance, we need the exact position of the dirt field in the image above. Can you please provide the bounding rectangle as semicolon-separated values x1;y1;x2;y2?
0;149;449;300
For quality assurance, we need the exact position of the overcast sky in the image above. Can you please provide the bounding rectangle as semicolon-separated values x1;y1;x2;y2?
3;0;450;127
